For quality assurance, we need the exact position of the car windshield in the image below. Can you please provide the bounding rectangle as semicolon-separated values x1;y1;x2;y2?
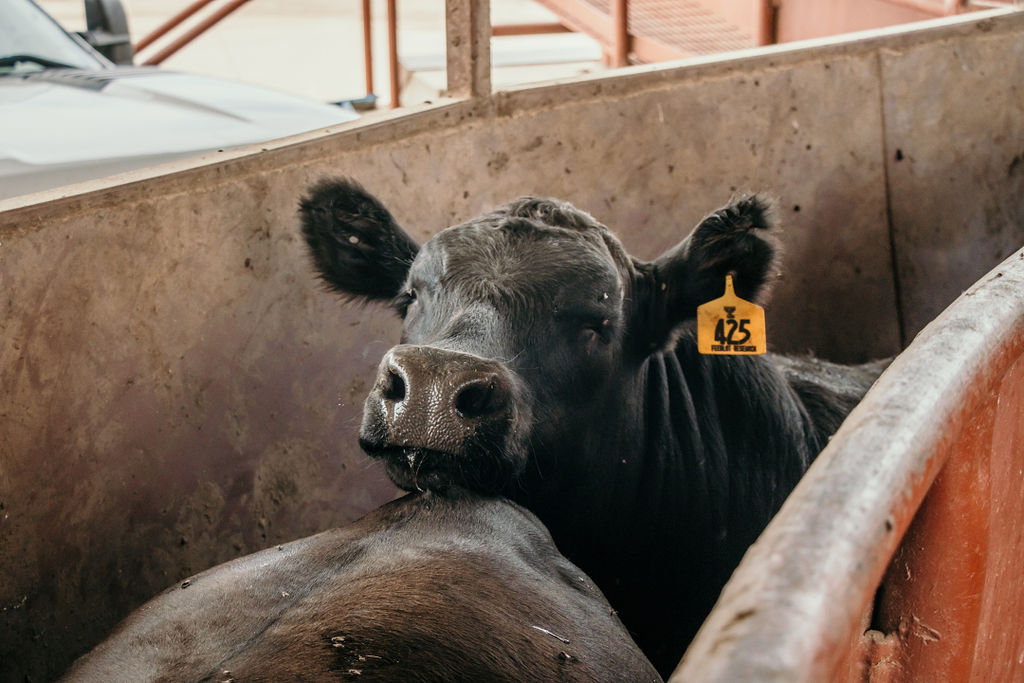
0;0;109;73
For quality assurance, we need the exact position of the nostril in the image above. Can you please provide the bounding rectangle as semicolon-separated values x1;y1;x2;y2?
455;377;507;420
382;368;406;402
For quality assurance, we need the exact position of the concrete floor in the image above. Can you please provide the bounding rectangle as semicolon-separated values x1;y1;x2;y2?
39;0;605;106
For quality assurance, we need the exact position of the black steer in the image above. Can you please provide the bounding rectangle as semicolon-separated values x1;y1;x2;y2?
61;491;660;682
300;179;885;675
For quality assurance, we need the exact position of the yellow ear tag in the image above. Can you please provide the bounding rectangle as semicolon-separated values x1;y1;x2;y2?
697;275;767;355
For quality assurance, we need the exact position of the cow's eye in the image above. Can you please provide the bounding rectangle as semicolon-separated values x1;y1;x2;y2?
394;288;418;317
556;307;614;346
581;319;611;345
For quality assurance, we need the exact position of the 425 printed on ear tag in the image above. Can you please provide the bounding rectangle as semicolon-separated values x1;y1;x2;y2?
697;275;767;355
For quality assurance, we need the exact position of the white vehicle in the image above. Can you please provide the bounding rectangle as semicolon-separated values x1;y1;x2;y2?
0;0;360;200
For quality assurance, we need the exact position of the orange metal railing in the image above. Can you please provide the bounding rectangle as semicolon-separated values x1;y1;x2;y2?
138;0;254;67
528;0;1011;66
134;0;218;52
133;0;399;108
127;0;1012;111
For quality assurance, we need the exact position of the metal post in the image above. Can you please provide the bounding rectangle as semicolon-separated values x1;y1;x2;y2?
756;0;776;46
611;0;628;67
362;0;374;96
444;0;491;99
387;0;400;108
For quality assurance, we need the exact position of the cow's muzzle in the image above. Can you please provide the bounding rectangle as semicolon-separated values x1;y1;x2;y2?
358;345;528;492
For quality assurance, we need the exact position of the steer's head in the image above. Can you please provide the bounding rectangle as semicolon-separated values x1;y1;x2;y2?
300;178;778;494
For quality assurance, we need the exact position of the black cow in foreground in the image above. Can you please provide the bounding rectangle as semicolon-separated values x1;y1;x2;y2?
300;179;886;676
62;491;660;682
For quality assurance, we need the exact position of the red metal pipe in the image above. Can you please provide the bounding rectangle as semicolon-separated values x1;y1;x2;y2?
611;0;628;67
491;22;571;36
141;0;255;66
756;0;776;46
387;0;400;108
362;0;374;95
134;0;218;52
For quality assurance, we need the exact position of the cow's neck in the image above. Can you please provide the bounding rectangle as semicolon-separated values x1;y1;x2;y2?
520;337;817;608
535;344;811;549
510;338;820;675
643;342;815;540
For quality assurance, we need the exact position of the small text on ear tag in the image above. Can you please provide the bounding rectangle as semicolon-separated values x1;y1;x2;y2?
697;275;766;355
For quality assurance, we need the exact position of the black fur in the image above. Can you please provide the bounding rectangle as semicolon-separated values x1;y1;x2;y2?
299;177;419;302
299;178;885;676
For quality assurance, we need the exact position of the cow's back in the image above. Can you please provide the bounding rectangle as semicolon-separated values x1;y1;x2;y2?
61;492;659;682
771;354;888;445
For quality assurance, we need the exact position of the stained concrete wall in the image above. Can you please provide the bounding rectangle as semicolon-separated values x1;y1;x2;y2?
882;24;1024;339
0;10;1021;681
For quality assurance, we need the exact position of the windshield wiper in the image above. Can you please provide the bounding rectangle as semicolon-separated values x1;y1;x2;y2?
0;54;79;70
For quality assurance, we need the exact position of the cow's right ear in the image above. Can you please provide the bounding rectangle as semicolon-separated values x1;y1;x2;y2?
631;194;780;352
299;178;420;306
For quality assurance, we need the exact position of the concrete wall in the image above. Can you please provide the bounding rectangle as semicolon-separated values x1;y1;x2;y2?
1;10;1021;680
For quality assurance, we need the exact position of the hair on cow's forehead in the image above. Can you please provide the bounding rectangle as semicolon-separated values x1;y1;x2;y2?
498;196;603;232
494;196;636;275
429;217;620;298
403;197;635;318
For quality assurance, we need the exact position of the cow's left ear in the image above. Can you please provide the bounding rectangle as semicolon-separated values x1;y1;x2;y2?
299;177;420;305
632;194;780;352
